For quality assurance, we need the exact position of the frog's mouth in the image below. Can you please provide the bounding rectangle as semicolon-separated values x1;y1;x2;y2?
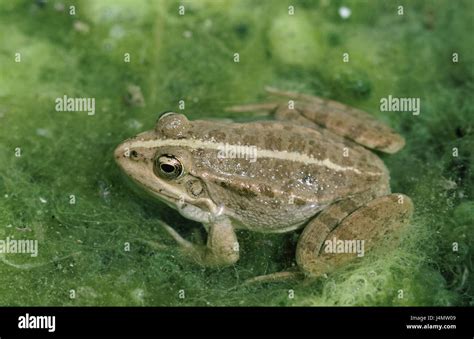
116;163;221;223
146;179;224;223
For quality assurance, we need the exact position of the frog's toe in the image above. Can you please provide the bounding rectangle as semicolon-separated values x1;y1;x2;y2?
225;102;279;114
160;221;195;249
241;270;305;286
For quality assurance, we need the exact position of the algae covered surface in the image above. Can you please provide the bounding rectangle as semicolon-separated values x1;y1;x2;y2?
0;0;473;306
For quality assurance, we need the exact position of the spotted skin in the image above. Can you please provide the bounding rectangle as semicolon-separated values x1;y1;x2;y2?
265;87;405;154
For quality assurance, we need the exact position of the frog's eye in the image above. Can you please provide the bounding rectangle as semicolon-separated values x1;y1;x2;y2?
154;155;184;179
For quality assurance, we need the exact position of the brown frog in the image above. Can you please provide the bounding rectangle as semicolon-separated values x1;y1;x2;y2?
114;87;413;281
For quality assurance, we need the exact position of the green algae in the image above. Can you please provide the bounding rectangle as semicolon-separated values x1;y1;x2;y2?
0;0;472;306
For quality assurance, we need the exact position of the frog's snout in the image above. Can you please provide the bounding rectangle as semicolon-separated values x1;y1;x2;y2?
114;141;128;164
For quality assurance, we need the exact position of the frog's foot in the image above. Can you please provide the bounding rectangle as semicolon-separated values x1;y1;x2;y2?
161;219;240;267
241;270;305;286
296;194;413;277
266;87;405;154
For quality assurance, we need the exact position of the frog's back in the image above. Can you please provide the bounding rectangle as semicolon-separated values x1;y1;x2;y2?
185;120;388;231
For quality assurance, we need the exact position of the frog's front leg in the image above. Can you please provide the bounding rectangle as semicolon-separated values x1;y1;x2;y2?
297;194;413;277
162;217;240;267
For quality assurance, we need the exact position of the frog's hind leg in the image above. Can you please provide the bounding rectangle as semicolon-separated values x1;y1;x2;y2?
225;102;280;115
296;194;413;277
266;87;405;154
241;195;374;286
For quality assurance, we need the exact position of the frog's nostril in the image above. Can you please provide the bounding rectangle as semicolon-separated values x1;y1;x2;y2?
114;142;135;161
114;143;126;159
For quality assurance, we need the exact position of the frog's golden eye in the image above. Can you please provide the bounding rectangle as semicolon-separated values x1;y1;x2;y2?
154;155;183;179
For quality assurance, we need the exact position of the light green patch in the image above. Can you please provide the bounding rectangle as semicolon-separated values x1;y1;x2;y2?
269;12;325;66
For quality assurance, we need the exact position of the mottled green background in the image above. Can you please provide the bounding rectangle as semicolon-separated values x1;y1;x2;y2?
0;0;472;306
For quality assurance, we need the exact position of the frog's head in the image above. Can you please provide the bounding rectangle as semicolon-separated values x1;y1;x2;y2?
114;113;220;222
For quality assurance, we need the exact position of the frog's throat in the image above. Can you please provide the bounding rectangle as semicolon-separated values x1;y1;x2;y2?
136;174;220;217
128;138;382;176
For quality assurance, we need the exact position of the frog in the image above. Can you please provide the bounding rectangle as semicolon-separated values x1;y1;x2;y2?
114;87;413;282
